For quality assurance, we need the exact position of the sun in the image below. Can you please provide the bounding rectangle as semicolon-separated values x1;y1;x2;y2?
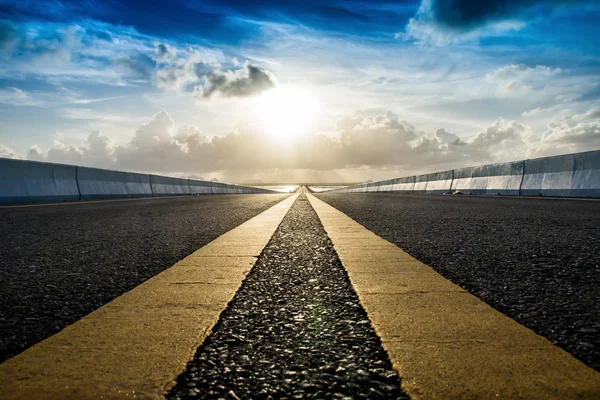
254;85;320;140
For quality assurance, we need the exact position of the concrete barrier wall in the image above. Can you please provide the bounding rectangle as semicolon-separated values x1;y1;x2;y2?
77;166;152;200
323;150;600;198
413;175;429;193
423;170;454;194
0;158;80;204
366;182;379;192
211;182;228;194
377;179;395;192
188;179;213;195
521;150;600;197
452;161;524;195
0;158;275;205
150;175;191;196
571;151;600;197
521;154;573;197
392;176;415;192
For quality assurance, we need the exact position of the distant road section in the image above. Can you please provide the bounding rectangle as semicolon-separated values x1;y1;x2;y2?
316;193;600;371
0;194;289;363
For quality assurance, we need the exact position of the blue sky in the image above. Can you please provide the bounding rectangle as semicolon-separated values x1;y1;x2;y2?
0;0;599;182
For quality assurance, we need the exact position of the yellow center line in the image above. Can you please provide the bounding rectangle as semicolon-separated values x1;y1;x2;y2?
307;193;600;400
0;194;298;399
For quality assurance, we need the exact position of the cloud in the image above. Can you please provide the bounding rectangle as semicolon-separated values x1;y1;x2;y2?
542;120;600;147
114;52;155;78
0;20;20;51
154;43;176;63
27;130;115;167
435;128;465;145
25;109;530;181
0;87;45;107
522;107;551;118
196;62;277;99
486;64;561;98
0;144;19;159
21;107;599;182
59;108;130;121
152;45;221;91
404;0;595;43
535;108;600;152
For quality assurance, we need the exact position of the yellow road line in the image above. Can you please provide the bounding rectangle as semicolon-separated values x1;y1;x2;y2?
0;194;298;399
307;193;600;400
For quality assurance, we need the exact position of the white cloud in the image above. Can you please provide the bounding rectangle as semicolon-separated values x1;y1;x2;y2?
536;108;600;151
404;17;525;45
0;144;20;159
24;109;529;180
28;130;115;167
486;64;561;98
522;107;552;118
0;87;45;107
20;104;600;182
59;108;130;121
543;120;600;147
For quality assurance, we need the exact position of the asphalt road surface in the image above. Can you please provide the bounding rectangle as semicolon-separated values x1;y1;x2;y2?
316;193;600;372
169;194;407;399
0;194;289;363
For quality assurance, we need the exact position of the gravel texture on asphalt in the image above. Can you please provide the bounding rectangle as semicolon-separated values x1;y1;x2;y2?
316;193;600;371
168;194;407;400
0;194;289;363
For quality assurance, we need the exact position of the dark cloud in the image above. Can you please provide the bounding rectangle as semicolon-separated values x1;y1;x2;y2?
421;0;537;30
197;62;276;99
0;19;19;50
413;0;595;31
154;43;175;63
114;52;155;78
152;46;217;91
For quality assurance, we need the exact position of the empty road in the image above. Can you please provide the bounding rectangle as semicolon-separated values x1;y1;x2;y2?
316;193;600;371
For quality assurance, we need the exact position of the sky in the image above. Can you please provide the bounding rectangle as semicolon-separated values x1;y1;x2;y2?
0;0;599;183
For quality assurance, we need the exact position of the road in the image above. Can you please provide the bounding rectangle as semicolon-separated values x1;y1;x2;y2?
0;194;289;363
168;194;406;399
315;193;600;371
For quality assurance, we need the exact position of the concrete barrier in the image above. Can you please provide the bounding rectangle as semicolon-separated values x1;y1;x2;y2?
188;179;213;195
0;159;276;205
0;158;80;204
521;150;600;197
226;184;237;194
150;175;191;196
377;179;395;192
521;154;574;197
452;161;524;195
413;174;428;193
424;170;454;194
571;151;600;197
392;176;415;193
211;182;227;194
321;150;600;198
77;166;152;200
366;182;379;192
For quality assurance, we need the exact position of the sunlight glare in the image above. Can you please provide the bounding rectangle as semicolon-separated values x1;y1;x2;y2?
255;86;320;140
